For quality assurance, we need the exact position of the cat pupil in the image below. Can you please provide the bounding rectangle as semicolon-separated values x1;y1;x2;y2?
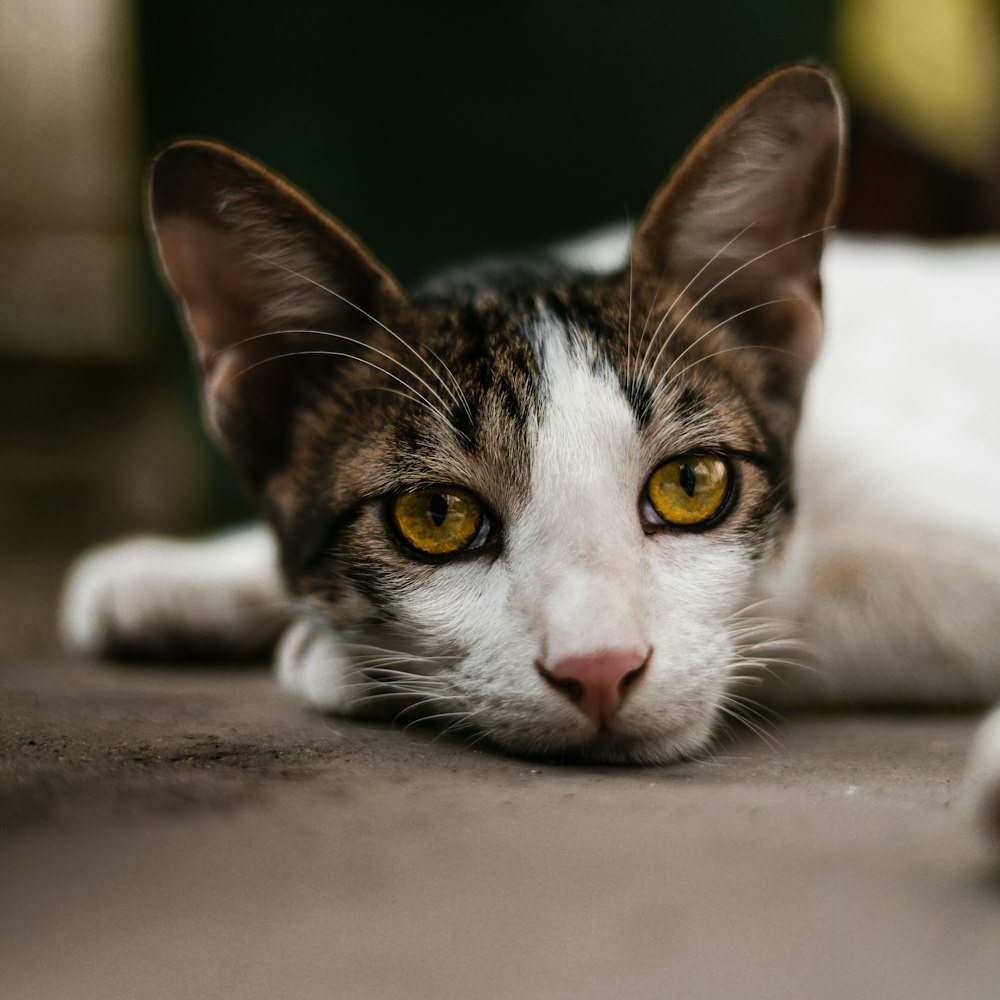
679;464;697;498
428;493;449;528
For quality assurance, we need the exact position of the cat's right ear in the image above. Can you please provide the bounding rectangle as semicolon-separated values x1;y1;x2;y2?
631;64;845;421
148;140;408;489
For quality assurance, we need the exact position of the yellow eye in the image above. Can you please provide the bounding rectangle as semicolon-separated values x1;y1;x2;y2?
390;488;486;556
645;455;731;527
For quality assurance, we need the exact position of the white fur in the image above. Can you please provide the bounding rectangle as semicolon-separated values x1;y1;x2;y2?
552;224;629;273
769;238;1000;706
60;527;289;656
275;615;356;711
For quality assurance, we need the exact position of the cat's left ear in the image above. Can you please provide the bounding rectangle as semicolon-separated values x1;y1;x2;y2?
148;140;409;490
632;63;845;391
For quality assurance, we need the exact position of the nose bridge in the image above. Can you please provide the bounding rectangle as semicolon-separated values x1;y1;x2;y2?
543;516;628;576
522;437;647;659
532;425;637;566
549;551;632;612
538;543;647;660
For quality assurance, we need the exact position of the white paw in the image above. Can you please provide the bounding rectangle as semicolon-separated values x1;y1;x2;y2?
276;615;357;712
60;527;291;659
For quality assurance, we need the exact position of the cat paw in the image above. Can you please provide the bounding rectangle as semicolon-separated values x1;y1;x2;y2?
60;528;290;660
275;616;356;711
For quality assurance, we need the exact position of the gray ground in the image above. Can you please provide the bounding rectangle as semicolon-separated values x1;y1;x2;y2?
3;652;999;1000
3;361;1000;999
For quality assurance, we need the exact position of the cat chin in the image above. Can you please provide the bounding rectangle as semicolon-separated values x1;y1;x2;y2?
479;720;718;767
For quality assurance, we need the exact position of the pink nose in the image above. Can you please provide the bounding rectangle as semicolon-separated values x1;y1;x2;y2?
536;649;650;729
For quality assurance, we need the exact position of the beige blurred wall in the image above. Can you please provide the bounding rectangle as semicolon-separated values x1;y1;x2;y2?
0;0;146;358
837;0;1000;176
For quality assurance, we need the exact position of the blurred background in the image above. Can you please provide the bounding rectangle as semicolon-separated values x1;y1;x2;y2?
1;0;998;659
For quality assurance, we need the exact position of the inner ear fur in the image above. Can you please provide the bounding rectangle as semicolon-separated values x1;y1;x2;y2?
148;140;408;489
631;64;846;382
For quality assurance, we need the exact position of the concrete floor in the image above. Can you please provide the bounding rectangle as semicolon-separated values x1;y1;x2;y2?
3;652;999;1000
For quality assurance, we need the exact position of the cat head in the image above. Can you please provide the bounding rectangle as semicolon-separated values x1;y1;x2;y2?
149;64;845;762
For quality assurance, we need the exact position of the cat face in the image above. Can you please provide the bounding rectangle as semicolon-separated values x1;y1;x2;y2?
148;65;845;762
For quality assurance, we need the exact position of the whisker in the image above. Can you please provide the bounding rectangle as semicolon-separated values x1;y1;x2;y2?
713;714;738;745
356;661;449;676
338;638;457;658
250;253;470;415
229;349;468;442
357;673;448;689
424;343;474;426
624;217;635;386
716;700;781;751
666;342;799;385
723;690;781;720
727;595;789;619
432;714;480;739
653;298;794;389
745;654;818;675
224;326;465;433
461;727;498;751
349;654;427;667
348;385;475;441
401;710;467;734
332;672;444;695
727;620;806;642
639;225;831;382
636;222;755;376
727;673;765;686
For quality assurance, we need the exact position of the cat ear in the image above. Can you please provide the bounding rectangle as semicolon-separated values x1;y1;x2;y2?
148;140;408;488
632;63;845;386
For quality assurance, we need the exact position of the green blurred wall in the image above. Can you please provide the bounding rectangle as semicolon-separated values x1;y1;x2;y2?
139;1;834;286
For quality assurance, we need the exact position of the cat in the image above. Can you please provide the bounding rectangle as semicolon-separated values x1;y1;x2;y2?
60;64;1000;845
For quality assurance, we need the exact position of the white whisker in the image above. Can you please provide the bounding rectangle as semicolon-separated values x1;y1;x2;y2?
251;253;470;416
636;222;755;376
624;218;635;386
668;342;799;385
639;226;830;382
225;326;467;434
653;298;794;389
716;699;782;751
229;349;468;441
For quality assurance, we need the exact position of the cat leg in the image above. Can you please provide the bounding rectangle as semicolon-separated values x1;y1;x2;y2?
60;525;290;660
964;707;1000;851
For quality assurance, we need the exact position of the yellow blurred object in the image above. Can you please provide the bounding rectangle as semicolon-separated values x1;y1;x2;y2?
837;0;1000;173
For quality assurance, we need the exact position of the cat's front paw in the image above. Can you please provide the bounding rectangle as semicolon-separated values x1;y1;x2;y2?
275;616;358;712
60;528;290;660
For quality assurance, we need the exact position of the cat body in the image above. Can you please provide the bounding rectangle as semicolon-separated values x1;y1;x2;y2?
60;66;1000;839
